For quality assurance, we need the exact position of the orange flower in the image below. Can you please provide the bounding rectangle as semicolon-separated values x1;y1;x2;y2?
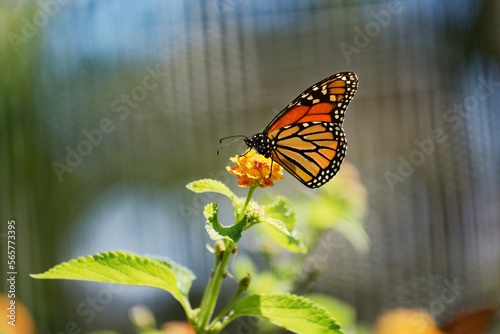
0;294;37;334
375;309;445;334
226;150;283;188
162;321;195;334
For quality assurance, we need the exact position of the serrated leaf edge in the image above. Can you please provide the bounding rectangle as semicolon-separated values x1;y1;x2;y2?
230;293;344;334
31;251;192;311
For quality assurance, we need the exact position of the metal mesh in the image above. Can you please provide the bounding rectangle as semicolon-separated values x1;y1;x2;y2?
1;0;500;332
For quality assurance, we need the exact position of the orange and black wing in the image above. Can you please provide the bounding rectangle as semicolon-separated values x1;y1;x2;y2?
263;72;358;134
264;72;358;188
267;122;347;188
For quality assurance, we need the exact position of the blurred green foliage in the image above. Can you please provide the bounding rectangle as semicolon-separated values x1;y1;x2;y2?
233;161;371;333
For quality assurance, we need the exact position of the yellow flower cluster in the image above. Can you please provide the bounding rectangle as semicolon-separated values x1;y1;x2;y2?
226;150;283;188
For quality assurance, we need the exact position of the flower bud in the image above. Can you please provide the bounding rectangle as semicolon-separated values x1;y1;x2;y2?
238;273;252;291
214;240;225;257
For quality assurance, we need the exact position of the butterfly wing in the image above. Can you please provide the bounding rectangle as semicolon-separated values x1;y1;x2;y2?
264;72;358;188
264;72;358;133
268;122;347;188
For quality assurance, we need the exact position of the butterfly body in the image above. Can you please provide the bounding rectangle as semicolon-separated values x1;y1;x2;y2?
245;72;358;188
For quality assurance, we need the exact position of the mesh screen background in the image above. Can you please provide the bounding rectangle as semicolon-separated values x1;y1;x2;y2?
1;0;500;333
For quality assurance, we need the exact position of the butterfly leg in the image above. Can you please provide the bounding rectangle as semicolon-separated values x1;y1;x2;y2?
268;159;274;178
239;148;252;158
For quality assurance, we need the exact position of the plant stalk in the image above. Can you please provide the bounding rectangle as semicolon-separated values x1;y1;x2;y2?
199;240;234;330
207;275;249;331
237;184;257;223
198;184;257;333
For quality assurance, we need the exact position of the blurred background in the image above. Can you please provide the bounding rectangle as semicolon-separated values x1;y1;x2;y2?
1;0;500;333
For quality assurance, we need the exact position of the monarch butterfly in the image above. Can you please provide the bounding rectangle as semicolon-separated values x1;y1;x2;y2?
222;72;358;188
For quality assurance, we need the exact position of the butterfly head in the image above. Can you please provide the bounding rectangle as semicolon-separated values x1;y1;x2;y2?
245;133;273;158
243;135;255;149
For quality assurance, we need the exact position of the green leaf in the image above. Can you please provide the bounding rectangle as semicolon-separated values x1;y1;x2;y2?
30;251;193;313
205;203;246;242
230;294;344;334
151;256;196;296
263;196;296;231
302;168;370;253
260;216;307;253
240;202;305;253
304;293;356;329
186;179;237;203
304;198;369;253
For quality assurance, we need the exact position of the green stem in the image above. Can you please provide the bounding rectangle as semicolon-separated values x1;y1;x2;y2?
237;184;257;223
198;255;220;315
198;185;257;332
216;313;237;333
207;277;248;331
199;240;234;330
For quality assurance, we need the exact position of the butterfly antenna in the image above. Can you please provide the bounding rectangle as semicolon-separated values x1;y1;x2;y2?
217;137;246;155
219;135;246;144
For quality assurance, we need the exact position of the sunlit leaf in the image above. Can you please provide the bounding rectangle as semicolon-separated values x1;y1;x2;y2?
260;216;306;253
31;251;193;313
151;256;195;297
186;179;237;204
204;203;246;242
230;294;344;334
305;293;356;329
263;196;296;231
